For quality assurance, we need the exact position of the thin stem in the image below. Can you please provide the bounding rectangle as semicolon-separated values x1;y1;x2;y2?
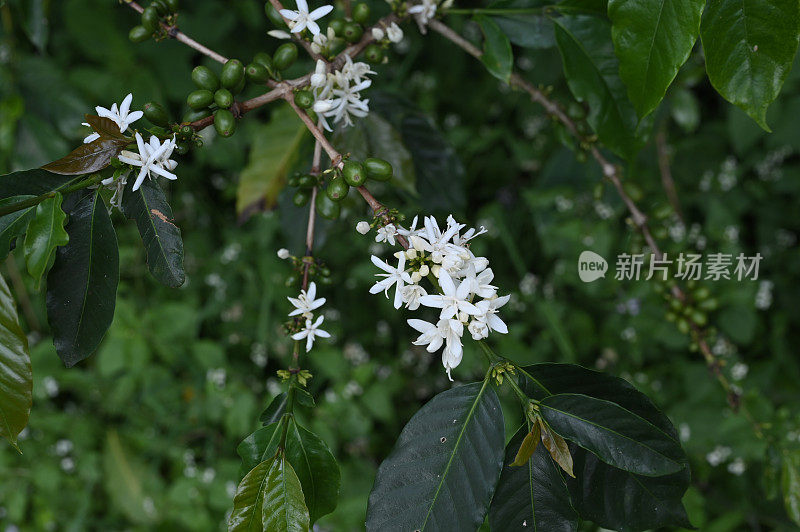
656;129;683;222
284;95;342;164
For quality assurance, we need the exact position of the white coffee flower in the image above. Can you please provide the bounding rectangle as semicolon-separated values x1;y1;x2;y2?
292;315;331;352
408;0;439;31
369;254;413;309
418;269;479;319
386;22;404;43
472;295;510;334
287;281;326;319
117;133;178;191
88;93;143;141
376;224;398;245
280;0;333;36
408;318;445;352
356;221;371;234
277;248;291;259
401;283;427;310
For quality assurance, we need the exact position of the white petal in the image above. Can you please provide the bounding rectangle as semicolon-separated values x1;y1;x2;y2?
438;270;455;296
280;9;300;20
308;4;333;19
295;0;309;13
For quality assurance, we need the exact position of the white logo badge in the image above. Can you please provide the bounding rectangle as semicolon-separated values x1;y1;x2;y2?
578;250;608;283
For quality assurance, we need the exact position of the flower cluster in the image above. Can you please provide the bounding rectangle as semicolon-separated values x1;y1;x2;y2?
367;215;509;380
408;0;452;32
310;55;375;130
288;281;331;352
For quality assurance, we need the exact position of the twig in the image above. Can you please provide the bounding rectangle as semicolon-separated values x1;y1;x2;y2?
284;95;343;165
656;129;683;222
123;1;229;63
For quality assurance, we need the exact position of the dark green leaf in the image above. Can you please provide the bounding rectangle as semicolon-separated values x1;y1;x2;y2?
366;381;505;531
0;272;31;451
489;426;578;532
41;136;130;175
475;15;514;82
46;189;119;367
0;169;75;198
608;0;705;118
23;191;69;286
700;0;800;130
0;195;37;260
783;450;800;526
121;178;185;288
540;393;684;476
238;422;281;477
259;393;288;426
558;0;609;16
370;92;466;215
229;452;310;532
487;0;555;48
519;364;691;530
553;15;648;159
284;419;340;524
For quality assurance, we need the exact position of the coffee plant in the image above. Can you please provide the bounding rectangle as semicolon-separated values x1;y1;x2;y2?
1;0;799;530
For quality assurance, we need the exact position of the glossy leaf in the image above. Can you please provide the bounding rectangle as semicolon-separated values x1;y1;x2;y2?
0;272;31;450
46;189;119;367
701;0;800;130
475;15;514;82
23;192;69;286
83;114;126;139
553;15;647;159
488;0;555;49
540;393;684;476
259;393;288;426
608;0;705;118
237;422;281;475
783;450;800;526
520;363;691;530
366;381;504;531
42;135;131;175
236;106;307;218
0;169;75;198
229;453;310;532
121;178;185;287
489;426;578;532
0;195;36;260
284;419;340;524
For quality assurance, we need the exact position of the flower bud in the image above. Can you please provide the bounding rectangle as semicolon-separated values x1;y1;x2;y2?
419;264;430;277
431;265;441;277
371;28;385;40
406;249;417;260
312;99;334;113
458;311;468;323
268;30;292;40
277;248;290;259
356;221;370;234
411;271;422;283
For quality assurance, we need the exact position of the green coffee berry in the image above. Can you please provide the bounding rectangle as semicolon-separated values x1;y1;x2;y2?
214;89;234;109
343;21;363;43
230;74;246;95
143;102;169;126
363;158;393;181
191;66;220;91
364;43;384;64
221;59;245;90
328;18;346;36
175;140;191;155
246;62;270;84
294;90;314;109
180;125;194;138
342;161;367;186
297;174;317;188
288;173;301;187
327;37;346;56
273;43;298;70
353;3;370;24
187;90;214;110
214;109;236;137
265;2;287;28
182;108;212;122
141;6;160;32
326;177;349;202
316;194;341;220
293;188;311;207
129;25;151;43
253;52;273;69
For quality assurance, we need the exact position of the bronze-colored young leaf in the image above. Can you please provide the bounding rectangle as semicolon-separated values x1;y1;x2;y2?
42;136;130;175
83;114;127;139
510;422;541;467
539;418;575;478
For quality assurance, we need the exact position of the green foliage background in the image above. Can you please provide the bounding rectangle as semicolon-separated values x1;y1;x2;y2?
1;0;800;530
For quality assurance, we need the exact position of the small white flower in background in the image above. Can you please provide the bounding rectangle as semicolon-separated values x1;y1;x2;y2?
372;27;385;40
312;99;335;114
279;0;333;36
356;221;371;234
311;55;376;130
310;59;328;88
311;27;336;54
376;224;398;245
117;133;178;191
386;22;404;43
277;248;291;259
408;0;439;32
369;254;413;309
292;315;331;352
288;281;326;319
267;29;292;40
368;214;510;381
